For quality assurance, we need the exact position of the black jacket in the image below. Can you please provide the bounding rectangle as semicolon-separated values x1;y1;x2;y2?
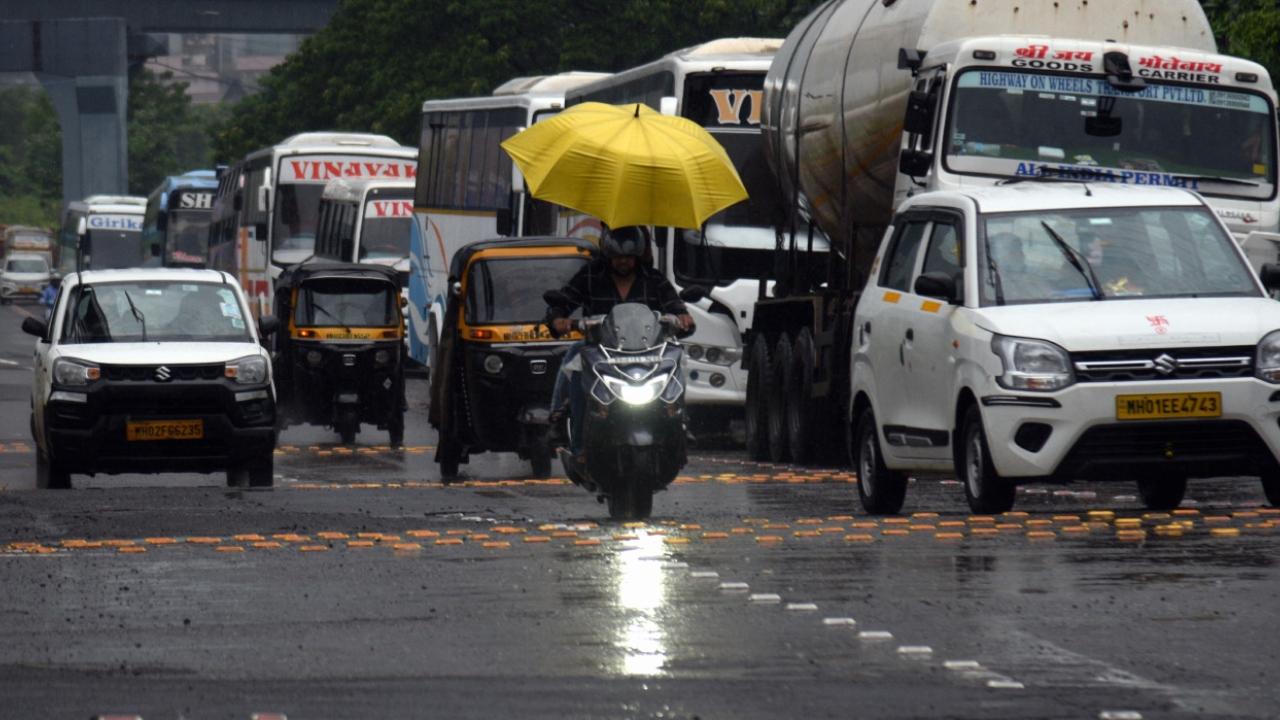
548;258;686;319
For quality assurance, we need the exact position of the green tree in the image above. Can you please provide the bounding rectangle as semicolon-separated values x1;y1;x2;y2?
1204;0;1280;80
0;84;62;228
212;0;822;160
127;69;221;195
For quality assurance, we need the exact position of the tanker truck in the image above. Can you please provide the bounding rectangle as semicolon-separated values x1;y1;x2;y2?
744;0;1280;464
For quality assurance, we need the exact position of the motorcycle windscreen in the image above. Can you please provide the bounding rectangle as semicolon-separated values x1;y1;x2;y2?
602;303;662;351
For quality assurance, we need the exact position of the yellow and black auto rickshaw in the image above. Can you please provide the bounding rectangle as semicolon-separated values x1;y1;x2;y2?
273;262;407;445
429;238;595;480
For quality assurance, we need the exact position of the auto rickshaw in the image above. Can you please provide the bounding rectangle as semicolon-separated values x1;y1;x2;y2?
429;237;595;480
273;262;407;445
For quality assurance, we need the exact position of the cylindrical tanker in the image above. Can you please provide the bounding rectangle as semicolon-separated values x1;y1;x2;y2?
762;0;1217;267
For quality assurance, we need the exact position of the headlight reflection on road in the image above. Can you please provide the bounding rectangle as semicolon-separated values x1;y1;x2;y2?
613;531;670;676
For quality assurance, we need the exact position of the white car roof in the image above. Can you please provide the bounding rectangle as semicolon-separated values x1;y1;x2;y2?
62;268;236;288
916;184;1206;214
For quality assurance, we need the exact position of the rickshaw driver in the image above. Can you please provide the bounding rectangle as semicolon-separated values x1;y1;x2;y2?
547;225;694;454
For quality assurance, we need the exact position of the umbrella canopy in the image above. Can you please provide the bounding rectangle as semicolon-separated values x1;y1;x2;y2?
501;102;748;230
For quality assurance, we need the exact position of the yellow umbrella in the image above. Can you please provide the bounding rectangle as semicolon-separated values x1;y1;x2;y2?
501;102;748;230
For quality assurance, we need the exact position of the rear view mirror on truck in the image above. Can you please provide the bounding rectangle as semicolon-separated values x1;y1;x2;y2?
903;89;935;136
1260;264;1280;292
899;150;932;178
913;271;958;304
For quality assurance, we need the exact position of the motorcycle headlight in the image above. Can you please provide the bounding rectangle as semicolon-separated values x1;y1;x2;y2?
602;375;667;406
991;335;1074;392
226;355;269;385
1256;330;1280;383
52;358;100;386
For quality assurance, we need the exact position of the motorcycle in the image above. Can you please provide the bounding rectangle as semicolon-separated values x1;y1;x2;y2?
546;288;703;519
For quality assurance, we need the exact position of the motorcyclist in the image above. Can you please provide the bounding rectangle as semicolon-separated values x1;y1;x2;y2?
547;225;694;455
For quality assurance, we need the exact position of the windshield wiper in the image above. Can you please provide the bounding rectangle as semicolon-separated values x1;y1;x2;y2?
310;301;352;334
1040;221;1103;301
1168;173;1262;189
982;231;1006;306
122;291;148;341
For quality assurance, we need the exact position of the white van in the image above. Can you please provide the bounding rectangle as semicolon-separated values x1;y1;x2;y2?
850;183;1280;514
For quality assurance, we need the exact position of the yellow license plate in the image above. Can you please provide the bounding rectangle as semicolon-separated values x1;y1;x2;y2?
1115;392;1222;421
126;419;204;441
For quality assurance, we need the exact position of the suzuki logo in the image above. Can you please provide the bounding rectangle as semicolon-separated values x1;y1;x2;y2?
1153;354;1177;376
154;366;172;382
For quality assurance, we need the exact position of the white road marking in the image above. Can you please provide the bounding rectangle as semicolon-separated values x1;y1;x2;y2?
1098;712;1143;720
718;581;749;592
749;593;781;604
858;630;894;640
0;359;18;366
785;602;818;611
944;660;983;670
823;617;857;627
897;645;933;656
987;679;1025;689
689;570;719;579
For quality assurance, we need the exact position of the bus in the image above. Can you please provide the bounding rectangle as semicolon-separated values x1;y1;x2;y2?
58;195;148;273
209;132;418;316
142;170;219;268
315;177;415;275
407;71;608;369
563;38;789;428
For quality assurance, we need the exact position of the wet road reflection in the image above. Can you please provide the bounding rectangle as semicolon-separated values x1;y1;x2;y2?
611;531;671;676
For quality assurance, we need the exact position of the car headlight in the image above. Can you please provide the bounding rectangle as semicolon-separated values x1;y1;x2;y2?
991;335;1074;391
225;355;269;385
52;358;100;386
1256;330;1280;383
602;375;667;405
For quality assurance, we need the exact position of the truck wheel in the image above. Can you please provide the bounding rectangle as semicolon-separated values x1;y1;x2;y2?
36;450;71;490
744;334;771;460
767;335;792;463
388;409;405;448
529;437;553;479
1136;474;1186;510
247;453;275;488
958;405;1016;514
854;409;906;515
787;328;816;465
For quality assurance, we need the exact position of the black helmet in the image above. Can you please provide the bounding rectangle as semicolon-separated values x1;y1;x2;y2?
601;226;649;259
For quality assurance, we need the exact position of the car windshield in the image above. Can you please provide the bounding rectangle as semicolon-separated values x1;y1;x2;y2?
948;69;1277;199
467;256;588;325
6;258;47;273
61;281;252;343
86;230;146;269
294;278;397;327
272;183;324;263
167;211;211;266
979;205;1260;306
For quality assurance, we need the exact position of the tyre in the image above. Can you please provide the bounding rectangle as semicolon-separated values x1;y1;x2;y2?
529;436;553;479
1262;466;1280;507
853;409;907;514
437;436;462;483
766;334;792;463
744;334;771;460
388;409;405;448
1136;474;1186;510
247;453;274;488
787;328;817;465
426;314;439;385
36;450;71;490
958;405;1016;514
607;481;653;520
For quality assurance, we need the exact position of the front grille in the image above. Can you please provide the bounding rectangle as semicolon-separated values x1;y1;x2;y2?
104;386;225;415
102;364;225;382
1072;347;1253;382
1069;420;1268;460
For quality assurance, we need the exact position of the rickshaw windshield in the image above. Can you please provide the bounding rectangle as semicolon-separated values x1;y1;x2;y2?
294;278;397;327
466;255;588;325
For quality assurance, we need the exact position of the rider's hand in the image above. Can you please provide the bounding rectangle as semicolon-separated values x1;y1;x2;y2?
552;317;573;335
677;314;694;332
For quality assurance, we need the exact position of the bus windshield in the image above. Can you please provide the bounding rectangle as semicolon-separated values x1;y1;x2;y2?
359;197;413;261
272;184;324;265
947;69;1277;199
167;211;211;266
86;230;146;269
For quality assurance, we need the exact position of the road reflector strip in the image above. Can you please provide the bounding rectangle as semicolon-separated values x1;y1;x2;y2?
882;529;909;536
144;538;177;545
481;541;510;549
436;538;464;546
523;536;550;543
897;645;933;655
970;528;999;536
690;570;719;579
844;533;875;543
1061;525;1090;534
1203;516;1231;524
406;530;438;538
215;546;244;553
987;679;1025;689
882;518;909;525
910;512;939;519
786;602;818;611
1172;508;1200;516
851;521;878;529
299;545;328;552
1024;519;1052;527
792;530;821;538
187;537;221;544
1087;510;1116;520
573;539;601;546
938;521;966;528
858;630;893;640
1153;525;1183;537
234;534;265;542
347;540;375;548
1116;530;1147;541
117;547;146;554
701;532;729;540
1210;527;1241;537
469;534;491;541
253;542;283;549
393;543;422;551
756;535;784;543
251;713;289;720
908;524;936;532
551;531;578;538
664;537;690;545
1098;712;1143;720
719;581;749;592
1113;519;1142;530
750;593;781;604
762;523;790;530
317;532;349;540
967;516;996;523
935;532;964;541
944;660;982;670
795;518;823;525
1052;515;1081;523
493;526;524;535
827;515;855;521
995;523;1022;531
103;539;135;547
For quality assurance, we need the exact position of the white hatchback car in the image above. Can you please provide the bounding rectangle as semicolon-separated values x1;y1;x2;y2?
850;184;1280;514
0;253;52;304
22;268;278;488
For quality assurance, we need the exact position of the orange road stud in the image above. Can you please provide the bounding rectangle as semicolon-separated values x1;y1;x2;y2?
967;516;996;524
796;518;824;525
911;512;939;519
1025;519;1053;528
347;541;375;548
253;542;283;549
908;524;936;532
882;529;909;537
144;537;178;545
393;543;422;551
731;527;754;535
612;534;638;542
970;527;999;537
574;538;601;547
299;545;328;552
1060;525;1090;534
234;534;265;542
523;535;550;543
1026;531;1057;541
664;537;691;545
851;521;878;529
1203;516;1232;524
793;530;821;538
1210;527;1241;538
844;533;875;543
1172;508;1200;516
701;532;729;540
482;541;510;549
406;530;439;539
827;515;855;522
1116;529;1147;542
1052;515;1081;523
103;539;135;548
435;538;464;546
1113;518;1143;530
938;521;966;529
117;546;146;554
317;532;349;540
215;546;245;553
551;531;578;538
935;532;964;541
187;537;221;544
755;535;784;543
469;534;491;541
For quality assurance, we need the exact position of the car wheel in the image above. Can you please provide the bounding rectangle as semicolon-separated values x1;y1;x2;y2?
766;334;792;463
1136;474;1186;510
36;450;71;490
786;328;817;465
247;453;274;488
529;436;553;479
958;405;1016;514
744;334;771;461
1260;465;1280;507
854;408;907;515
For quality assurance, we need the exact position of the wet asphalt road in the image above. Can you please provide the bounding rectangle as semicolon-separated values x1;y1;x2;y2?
1;301;1279;719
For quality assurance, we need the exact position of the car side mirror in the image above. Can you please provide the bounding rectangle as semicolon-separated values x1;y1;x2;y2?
1260;263;1280;292
258;316;280;337
22;316;48;340
899;149;932;178
914;271;959;303
678;285;707;304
